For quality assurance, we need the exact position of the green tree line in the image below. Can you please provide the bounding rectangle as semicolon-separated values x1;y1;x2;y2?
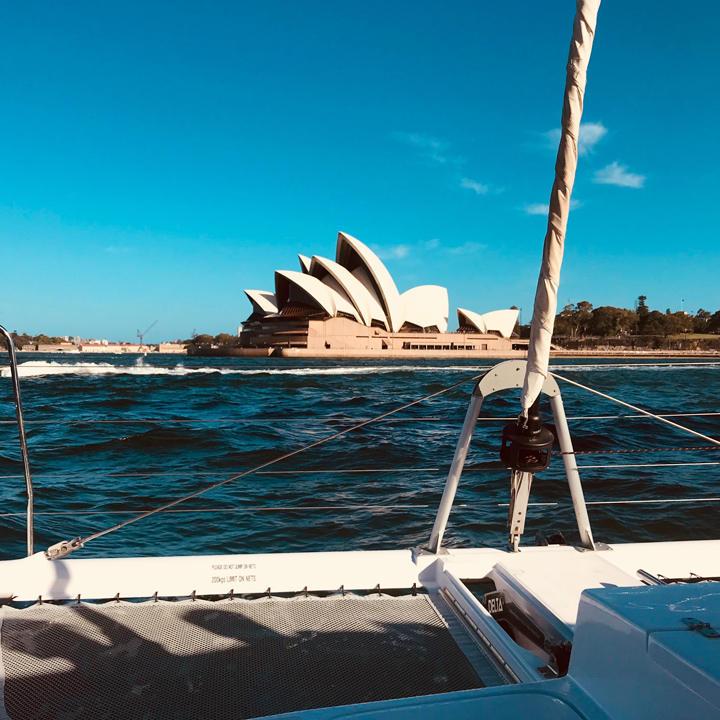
0;331;238;350
549;296;720;339
185;333;238;347
0;333;68;350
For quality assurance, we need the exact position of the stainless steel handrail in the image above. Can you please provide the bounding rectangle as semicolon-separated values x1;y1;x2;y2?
0;325;34;555
428;360;595;554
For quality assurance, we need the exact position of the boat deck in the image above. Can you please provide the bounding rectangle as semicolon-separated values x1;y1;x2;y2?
0;593;500;720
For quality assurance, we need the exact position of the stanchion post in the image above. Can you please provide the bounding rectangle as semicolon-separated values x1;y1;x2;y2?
0;325;34;556
428;391;484;553
549;393;594;549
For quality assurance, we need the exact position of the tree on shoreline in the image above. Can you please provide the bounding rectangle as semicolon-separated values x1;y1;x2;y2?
551;297;720;341
0;332;62;350
7;299;720;349
184;333;239;347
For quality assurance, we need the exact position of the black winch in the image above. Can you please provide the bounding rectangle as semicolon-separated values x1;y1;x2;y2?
500;395;554;473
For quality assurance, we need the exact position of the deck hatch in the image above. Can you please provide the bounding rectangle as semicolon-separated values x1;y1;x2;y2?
0;594;483;720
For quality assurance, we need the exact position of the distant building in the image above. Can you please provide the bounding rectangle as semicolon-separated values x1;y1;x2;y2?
22;341;186;354
78;342;145;353
21;342;78;353
240;232;520;356
157;343;187;354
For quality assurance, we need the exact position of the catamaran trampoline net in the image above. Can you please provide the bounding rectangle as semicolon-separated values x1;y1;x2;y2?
0;594;483;720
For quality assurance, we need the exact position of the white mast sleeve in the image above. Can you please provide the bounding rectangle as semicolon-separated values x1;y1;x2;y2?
521;0;601;410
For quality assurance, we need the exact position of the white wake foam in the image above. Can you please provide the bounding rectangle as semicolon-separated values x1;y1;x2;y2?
1;359;716;379
0;361;490;378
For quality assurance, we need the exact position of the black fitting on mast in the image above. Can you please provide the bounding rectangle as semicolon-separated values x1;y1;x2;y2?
500;395;554;473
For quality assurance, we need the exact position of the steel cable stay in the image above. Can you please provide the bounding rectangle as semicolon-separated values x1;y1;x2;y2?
2;453;718;481
0;417;453;425
2;411;720;425
7;494;720;521
40;404;719;553
0;468;445;480
550;372;720;447
19;365;720;558
559;446;720;455
548;361;720;369
44;372;487;559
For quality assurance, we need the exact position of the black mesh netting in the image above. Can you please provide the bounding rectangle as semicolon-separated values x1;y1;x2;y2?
1;595;483;720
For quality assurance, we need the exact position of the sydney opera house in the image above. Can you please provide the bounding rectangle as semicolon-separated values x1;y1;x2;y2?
240;232;521;357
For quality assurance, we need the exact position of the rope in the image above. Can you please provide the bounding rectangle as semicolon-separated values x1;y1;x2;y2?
0;504;440;517
499;497;720;508
556;446;720;456
576;461;719;469
0;417;449;425
550;361;720;369
10;494;720;520
479;412;720;422
3;449;718;482
551;372;720;447
0;468;443;480
585;497;720;506
3;411;719;425
68;372;485;550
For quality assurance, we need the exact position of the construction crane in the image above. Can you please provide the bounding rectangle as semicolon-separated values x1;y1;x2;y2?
137;321;158;347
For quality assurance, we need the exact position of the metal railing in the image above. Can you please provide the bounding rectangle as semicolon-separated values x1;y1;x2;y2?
0;325;34;555
0;352;717;559
428;360;595;554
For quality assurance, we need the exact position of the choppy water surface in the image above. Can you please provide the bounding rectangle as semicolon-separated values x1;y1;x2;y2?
0;355;718;560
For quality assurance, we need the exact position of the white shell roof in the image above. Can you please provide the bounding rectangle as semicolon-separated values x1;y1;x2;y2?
336;232;405;332
275;270;337;317
243;290;278;315
317;275;361;321
401;285;449;332
274;270;359;322
298;254;312;274
349;267;389;328
479;308;519;338
457;308;519;338
457;308;487;334
309;256;377;327
245;233;518;335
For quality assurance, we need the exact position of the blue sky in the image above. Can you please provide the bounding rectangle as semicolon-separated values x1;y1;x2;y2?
1;1;718;341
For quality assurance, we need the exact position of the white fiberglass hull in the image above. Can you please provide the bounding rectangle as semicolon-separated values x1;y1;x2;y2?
0;540;719;719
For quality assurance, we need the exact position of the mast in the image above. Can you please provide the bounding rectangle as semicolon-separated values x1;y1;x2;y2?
520;0;601;411
429;1;602;554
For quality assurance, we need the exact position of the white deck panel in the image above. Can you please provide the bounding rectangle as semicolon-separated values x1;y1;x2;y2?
490;548;641;629
604;539;720;580
571;583;720;719
0;549;435;602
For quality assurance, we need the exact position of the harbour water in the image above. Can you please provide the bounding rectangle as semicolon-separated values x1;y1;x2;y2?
0;355;718;561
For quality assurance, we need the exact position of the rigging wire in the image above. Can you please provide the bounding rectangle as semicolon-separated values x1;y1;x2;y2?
2;447;719;482
479;412;720;421
3;411;719;425
551;372;720;447
576;461;719;469
65;371;485;552
549;361;720;369
0;468;443;480
0;417;450;425
22;363;720;555
3;446;718;482
557;446;720;455
498;498;720;508
7;493;720;520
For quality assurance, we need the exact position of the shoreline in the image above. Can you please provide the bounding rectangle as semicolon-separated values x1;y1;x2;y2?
186;347;719;359
3;348;718;360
